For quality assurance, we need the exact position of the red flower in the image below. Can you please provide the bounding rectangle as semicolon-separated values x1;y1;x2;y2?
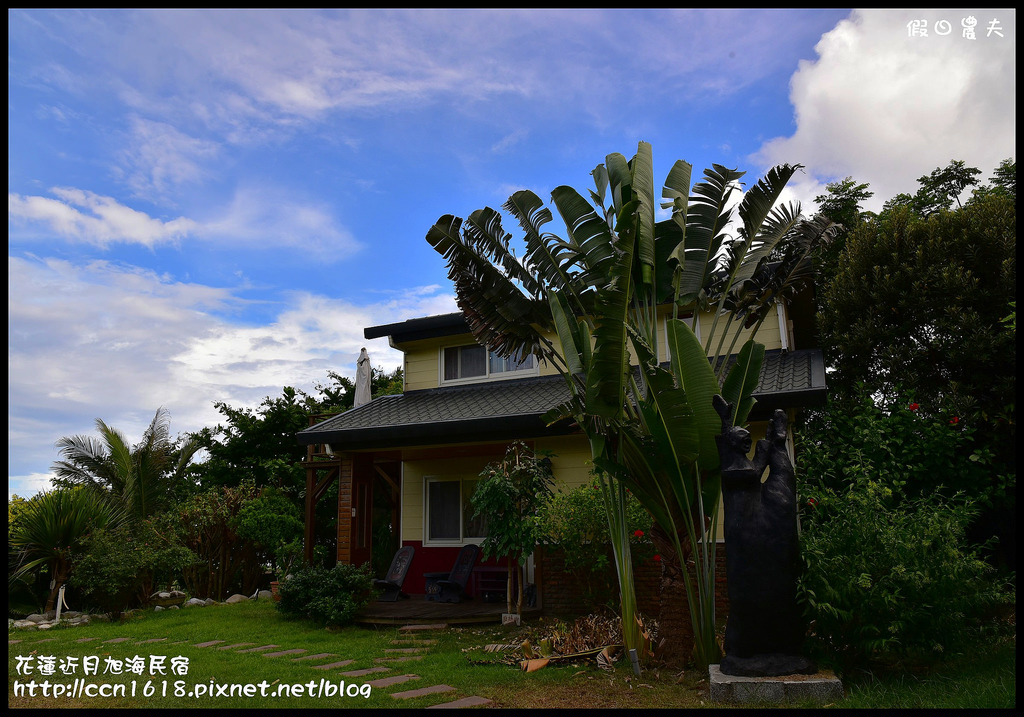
908;402;920;411
652;554;662;562
807;498;818;508
633;529;644;538
949;416;960;425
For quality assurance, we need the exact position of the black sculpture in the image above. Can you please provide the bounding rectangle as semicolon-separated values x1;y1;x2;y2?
714;394;816;677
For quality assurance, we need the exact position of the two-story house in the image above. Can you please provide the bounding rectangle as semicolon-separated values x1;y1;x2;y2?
296;301;825;616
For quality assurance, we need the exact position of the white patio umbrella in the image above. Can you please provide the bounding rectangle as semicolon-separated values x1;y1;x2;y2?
353;347;372;407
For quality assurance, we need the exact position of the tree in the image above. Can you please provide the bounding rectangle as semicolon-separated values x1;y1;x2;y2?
427;141;836;667
913;159;982;214
190;367;403;568
819;192;1015;422
812;177;874;277
470;441;555;616
9;488;120;612
817;191;1015;569
51;407;200;521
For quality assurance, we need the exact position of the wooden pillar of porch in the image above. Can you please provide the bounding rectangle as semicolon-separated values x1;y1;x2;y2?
302;414;345;566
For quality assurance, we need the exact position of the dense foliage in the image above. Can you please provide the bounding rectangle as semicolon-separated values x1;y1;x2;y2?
70;520;197;618
275;562;376;627
798;473;1004;672
539;476;654;607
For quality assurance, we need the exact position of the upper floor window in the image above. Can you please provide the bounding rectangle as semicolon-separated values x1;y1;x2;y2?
442;344;536;384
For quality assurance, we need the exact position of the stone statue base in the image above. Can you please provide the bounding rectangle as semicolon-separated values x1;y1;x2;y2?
720;653;817;677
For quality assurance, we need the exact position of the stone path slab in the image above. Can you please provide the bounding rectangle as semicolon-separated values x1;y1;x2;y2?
137;638;168;644
376;655;424;663
104;638;132;644
385;647;428;654
365;674;420;688
236;644;280;653
9;640;22;645
291;652;336;661
391;638;438;645
399;623;447;632
391;684;455;700
217;643;255;650
75;638;98;643
194;640;226;648
427;696;494;709
263;648;307;658
340;667;390;677
310;660;355;670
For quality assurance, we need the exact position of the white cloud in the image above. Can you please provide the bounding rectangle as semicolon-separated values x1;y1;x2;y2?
8;189;198;248
7;255;456;494
755;9;1016;212
9;185;360;259
119;116;221;197
202;185;361;259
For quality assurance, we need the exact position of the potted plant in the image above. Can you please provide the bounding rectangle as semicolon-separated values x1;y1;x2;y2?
270;538;302;601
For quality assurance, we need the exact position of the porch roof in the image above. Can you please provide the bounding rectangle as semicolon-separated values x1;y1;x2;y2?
297;349;827;450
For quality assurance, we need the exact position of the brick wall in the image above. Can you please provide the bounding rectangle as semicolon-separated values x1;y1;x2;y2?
536;543;729;623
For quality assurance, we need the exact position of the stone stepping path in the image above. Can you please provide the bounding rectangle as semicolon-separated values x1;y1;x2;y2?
194;640;226;648
340;667;390;677
391;684;455;700
291;652;336;661
104;637;132;644
385;647;428;654
391;638;437;645
427;696;495;709
236;644;279;653
263;648;307;658
9;640;22;645
365;674;420;688
76;638;98;643
399;623;447;632
310;660;355;670
376;655;423;663
137;638;167;644
218;643;255;650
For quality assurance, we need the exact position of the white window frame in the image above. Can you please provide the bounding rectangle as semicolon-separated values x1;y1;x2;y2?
438;342;539;386
422;475;488;546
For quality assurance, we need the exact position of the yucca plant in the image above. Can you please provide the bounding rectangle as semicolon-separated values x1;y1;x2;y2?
9;488;123;612
427;141;836;668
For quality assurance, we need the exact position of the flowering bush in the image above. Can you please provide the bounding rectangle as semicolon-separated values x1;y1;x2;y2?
538;475;654;608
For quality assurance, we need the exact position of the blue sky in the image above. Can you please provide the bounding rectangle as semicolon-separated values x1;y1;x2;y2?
8;9;1016;497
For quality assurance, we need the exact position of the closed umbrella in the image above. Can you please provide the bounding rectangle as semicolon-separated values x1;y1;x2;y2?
354;347;372;407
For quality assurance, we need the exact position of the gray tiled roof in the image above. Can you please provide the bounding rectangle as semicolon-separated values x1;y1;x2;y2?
297;349;826;450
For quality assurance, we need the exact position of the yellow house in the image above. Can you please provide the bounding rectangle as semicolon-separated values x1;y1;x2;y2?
296;298;825;615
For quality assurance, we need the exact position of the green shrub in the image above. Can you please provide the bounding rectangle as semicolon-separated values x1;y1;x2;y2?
538;475;654;608
276;562;376;627
798;473;1004;672
70;519;197;617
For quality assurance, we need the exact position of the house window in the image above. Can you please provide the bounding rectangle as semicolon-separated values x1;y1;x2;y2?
442;344;536;383
425;477;487;544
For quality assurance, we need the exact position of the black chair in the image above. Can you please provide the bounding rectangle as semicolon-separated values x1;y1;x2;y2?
373;546;415;602
436;544;480;603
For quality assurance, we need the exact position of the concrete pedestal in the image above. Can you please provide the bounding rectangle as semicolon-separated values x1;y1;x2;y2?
709;664;844;704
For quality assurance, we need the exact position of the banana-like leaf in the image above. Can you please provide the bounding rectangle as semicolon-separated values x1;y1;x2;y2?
584;201;638;418
550;185;617;286
677;165;745;306
505;190;582;302
667;318;721;472
549;290;585;377
720;339;765;427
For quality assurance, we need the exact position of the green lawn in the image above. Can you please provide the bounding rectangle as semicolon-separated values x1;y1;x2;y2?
8;600;1015;709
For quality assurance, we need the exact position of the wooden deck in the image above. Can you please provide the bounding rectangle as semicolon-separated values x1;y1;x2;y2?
357;595;540;626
